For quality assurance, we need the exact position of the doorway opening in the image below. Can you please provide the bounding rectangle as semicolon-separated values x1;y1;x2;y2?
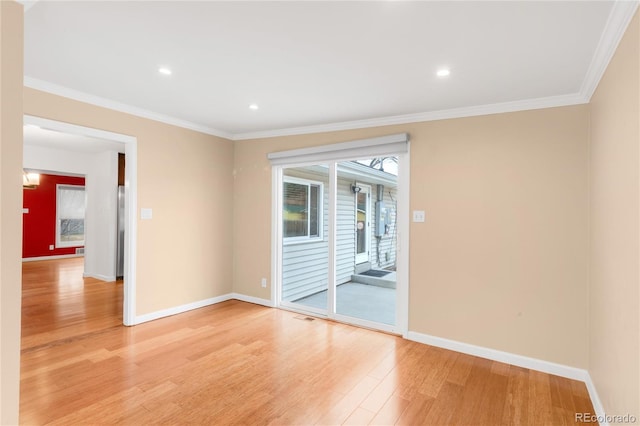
22;115;137;325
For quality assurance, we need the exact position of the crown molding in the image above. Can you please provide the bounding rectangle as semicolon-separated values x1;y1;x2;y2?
24;77;234;140
233;93;587;140
580;0;639;101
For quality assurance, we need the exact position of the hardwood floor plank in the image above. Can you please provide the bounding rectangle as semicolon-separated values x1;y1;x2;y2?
359;369;399;413
20;258;596;425
527;370;554;425
368;390;411;425
419;381;463;425
395;392;435;426
501;365;530;425
343;407;377;425
417;347;459;398
445;350;475;386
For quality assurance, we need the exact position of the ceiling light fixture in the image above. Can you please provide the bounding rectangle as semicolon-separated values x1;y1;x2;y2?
437;69;451;77
249;104;259;110
158;67;172;76
23;170;40;189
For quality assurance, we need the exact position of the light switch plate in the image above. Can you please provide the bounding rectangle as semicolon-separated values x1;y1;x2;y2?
413;210;425;223
140;208;153;220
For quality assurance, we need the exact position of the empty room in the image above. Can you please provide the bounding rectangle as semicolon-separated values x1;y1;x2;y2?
0;1;639;425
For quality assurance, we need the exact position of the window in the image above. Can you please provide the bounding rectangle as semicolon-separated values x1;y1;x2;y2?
56;184;86;248
283;177;323;242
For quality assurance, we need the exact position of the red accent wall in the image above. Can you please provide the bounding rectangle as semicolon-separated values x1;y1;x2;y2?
22;173;85;259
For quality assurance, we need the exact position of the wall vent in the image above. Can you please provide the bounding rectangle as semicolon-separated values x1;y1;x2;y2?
75;247;85;255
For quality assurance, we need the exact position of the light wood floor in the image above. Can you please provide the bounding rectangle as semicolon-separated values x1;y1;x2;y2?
21;258;595;425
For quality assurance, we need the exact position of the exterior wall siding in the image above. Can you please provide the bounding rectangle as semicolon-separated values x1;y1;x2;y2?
370;185;398;269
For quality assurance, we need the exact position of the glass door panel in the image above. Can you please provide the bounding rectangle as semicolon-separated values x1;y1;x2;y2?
280;164;330;314
335;159;398;325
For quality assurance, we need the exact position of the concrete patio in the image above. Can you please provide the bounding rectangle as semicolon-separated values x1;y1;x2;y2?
292;273;396;325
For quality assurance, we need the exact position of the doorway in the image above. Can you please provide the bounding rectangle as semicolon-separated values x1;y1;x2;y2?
270;134;409;335
23;115;138;325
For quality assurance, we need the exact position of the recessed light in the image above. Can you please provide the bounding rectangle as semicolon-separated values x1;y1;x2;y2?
158;67;172;76
437;68;450;77
249;104;259;110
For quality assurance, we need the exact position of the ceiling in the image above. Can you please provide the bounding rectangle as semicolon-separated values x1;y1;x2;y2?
23;1;636;140
24;125;125;154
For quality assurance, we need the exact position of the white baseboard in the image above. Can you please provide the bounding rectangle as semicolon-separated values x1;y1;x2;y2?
22;254;83;262
134;293;234;325
83;272;117;282
584;373;609;426
230;293;275;308
406;331;589;382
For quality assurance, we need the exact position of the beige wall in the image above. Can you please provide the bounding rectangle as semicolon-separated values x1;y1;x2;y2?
589;11;640;419
233;105;589;368
0;2;23;424
23;89;235;316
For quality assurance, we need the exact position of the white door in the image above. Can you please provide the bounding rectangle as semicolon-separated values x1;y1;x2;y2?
355;183;371;265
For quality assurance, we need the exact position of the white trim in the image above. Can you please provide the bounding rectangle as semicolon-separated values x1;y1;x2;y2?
282;176;324;244
584;373;609;426
24;77;233;140
123;140;137;326
395;149;410;338
355;183;371;265
134;294;274;324
55;184;86;248
580;0;639;102
134;294;234;325
23;116;139;327
24;115;136;144
268;133;409;166
271;167;282;308
236;95;585;140
406;331;589;382
327;163;337;315
231;293;275;308
22;254;83;262
83;272;116;282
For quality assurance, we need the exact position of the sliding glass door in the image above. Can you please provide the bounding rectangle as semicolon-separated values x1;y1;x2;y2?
272;134;409;334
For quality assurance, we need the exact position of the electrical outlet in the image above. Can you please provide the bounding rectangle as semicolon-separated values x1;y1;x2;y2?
49;245;54;250
261;278;267;288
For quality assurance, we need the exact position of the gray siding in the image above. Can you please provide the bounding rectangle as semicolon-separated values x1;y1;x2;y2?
336;177;356;284
370;185;398;269
282;168;329;302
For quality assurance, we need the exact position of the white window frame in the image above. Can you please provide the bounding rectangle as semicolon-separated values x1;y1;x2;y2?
55;184;86;248
283;176;324;245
